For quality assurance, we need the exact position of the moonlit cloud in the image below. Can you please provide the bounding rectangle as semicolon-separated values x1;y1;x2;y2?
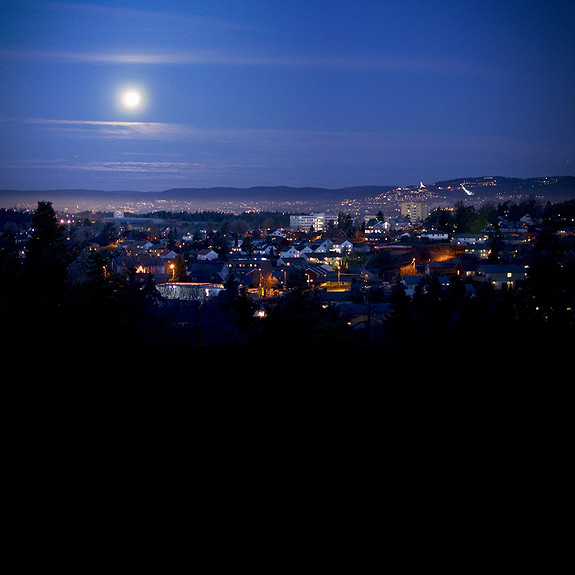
2;115;568;190
0;117;250;142
48;1;253;31
0;48;494;76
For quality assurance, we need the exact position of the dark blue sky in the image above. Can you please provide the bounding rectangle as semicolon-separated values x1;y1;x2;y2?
1;0;574;190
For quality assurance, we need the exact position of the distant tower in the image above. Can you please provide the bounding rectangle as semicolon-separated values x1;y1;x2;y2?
114;209;125;218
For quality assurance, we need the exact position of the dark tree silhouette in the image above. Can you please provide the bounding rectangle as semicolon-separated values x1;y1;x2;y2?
24;201;68;295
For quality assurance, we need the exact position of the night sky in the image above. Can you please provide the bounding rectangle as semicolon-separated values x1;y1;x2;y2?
1;0;574;190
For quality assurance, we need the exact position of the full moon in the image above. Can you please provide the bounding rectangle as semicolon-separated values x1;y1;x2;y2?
123;91;141;108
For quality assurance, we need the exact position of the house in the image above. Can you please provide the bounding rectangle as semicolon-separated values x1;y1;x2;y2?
352;242;371;254
365;220;390;240
333;239;354;253
455;260;481;279
310;238;334;253
294;241;314;256
499;220;528;234
401;275;450;298
188;260;229;283
451;233;488;246
304;265;328;284
279;245;299;259
464;243;491;259
401;275;424;298
116;239;136;253
276;256;309;268
197;248;219;261
420;230;449;241
366;220;389;232
225;256;271;280
146;242;163;256
520;214;535;226
252;240;277;256
304;252;343;267
347;266;378;282
387;217;412;231
425;259;458;276
111;254;165;277
159;249;178;261
475;264;527;289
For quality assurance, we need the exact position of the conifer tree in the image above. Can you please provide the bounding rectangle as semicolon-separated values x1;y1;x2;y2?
24;201;68;295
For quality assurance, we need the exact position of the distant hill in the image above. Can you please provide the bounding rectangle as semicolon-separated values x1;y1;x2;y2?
427;176;575;202
158;185;395;201
0;185;397;210
1;176;573;211
158;177;575;203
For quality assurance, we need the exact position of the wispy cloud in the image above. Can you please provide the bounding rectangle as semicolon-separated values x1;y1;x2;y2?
0;117;436;152
0;157;245;190
0;47;494;76
48;160;209;176
5;116;563;190
1;117;539;156
47;1;253;31
0;117;252;142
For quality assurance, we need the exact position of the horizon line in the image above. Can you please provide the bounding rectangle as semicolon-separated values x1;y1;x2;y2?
2;174;573;193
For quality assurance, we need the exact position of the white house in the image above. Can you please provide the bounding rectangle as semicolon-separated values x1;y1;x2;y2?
520;214;535;226
387;217;412;231
279;246;299;259
310;238;334;253
333;240;353;253
291;241;313;257
451;233;488;246
159;249;178;261
475;264;527;289
252;241;277;256
197;248;219;261
420;230;449;241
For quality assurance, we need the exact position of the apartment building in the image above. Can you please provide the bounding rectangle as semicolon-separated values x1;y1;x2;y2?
289;212;338;232
400;202;429;223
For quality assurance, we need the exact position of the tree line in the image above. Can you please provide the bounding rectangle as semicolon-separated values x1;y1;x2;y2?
426;199;575;234
138;209;290;229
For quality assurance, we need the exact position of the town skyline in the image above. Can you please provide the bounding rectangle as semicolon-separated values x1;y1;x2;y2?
2;174;573;215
